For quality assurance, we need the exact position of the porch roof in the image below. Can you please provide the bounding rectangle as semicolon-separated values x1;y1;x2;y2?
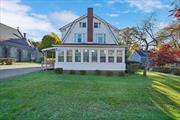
41;47;56;52
52;44;128;48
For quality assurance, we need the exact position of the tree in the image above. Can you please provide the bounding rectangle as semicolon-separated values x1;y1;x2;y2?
156;24;180;48
150;44;177;66
31;40;41;48
39;32;61;50
118;27;142;55
132;16;159;77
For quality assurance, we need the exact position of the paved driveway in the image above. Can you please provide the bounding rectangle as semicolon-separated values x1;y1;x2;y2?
0;64;41;79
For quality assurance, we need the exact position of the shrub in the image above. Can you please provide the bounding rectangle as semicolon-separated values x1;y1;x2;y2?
106;71;113;76
0;58;16;65
55;68;63;74
69;70;75;74
126;61;139;74
172;68;180;76
95;70;101;75
79;70;86;75
118;72;125;76
152;67;172;73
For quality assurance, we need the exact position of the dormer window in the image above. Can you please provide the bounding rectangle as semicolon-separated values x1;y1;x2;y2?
79;22;86;28
94;22;101;28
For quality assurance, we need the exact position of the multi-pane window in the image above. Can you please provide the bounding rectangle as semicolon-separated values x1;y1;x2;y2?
79;22;86;28
94;22;101;28
66;49;72;62
83;49;89;62
58;49;64;62
117;50;122;63
75;49;81;62
96;33;105;44
108;50;114;63
74;33;85;43
91;50;97;62
100;50;106;63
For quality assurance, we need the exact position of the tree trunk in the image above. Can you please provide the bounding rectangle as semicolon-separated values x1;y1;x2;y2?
143;45;149;77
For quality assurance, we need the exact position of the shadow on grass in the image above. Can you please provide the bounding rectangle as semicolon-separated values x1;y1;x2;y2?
149;72;180;119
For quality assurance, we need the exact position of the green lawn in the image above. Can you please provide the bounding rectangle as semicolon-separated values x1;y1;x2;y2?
0;71;179;120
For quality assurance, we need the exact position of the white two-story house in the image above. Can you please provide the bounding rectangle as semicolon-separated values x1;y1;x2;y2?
42;8;126;71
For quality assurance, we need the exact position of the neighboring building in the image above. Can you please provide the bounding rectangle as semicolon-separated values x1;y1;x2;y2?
42;8;126;71
128;50;147;66
0;23;40;62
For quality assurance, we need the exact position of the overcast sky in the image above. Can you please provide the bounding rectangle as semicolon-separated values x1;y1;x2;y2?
0;0;173;41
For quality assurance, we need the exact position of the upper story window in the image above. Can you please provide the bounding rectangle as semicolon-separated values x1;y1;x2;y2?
74;33;85;43
79;22;86;28
96;33;106;44
94;22;101;28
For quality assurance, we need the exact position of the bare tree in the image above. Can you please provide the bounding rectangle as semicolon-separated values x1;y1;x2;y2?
133;17;159;77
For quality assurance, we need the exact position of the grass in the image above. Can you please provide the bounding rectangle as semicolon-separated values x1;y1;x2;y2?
0;71;179;120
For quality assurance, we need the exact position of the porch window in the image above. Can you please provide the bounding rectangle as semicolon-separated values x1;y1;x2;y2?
117;50;122;63
100;50;106;63
91;49;97;62
66;49;72;62
83;49;89;62
108;50;114;63
75;49;81;62
58;49;64;62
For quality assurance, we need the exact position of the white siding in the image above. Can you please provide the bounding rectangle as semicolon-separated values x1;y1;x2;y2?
63;17;117;44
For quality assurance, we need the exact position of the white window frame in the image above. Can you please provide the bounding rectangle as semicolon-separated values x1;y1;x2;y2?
100;49;106;63
96;33;105;44
108;50;114;63
75;49;81;62
66;49;73;62
74;33;85;43
91;49;98;63
58;49;64;62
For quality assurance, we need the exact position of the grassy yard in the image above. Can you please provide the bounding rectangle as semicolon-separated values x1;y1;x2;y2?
0;71;179;120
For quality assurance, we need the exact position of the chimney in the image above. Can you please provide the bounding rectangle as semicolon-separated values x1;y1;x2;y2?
87;8;93;43
23;33;26;39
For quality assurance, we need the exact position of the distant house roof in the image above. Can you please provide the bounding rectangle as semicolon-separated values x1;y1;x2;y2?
0;23;35;49
136;50;146;57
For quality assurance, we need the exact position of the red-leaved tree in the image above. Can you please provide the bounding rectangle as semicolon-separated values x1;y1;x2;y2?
150;44;179;66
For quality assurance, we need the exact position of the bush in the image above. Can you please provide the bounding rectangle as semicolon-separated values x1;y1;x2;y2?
69;70;75;74
126;61;139;74
55;68;63;74
95;70;101;75
172;68;180;76
79;70;86;75
152;67;172;73
0;58;16;65
106;71;113;76
118;72;125;76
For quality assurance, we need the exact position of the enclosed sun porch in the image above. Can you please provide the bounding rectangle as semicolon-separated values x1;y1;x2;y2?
42;44;126;71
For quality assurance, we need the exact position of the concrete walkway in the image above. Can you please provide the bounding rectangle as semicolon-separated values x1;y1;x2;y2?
0;64;41;79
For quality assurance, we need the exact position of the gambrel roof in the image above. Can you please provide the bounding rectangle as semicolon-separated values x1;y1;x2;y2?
59;15;120;44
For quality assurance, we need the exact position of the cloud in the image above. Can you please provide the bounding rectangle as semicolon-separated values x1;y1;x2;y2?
107;0;169;13
49;11;79;27
107;13;120;17
156;22;169;29
0;0;79;41
94;3;102;7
